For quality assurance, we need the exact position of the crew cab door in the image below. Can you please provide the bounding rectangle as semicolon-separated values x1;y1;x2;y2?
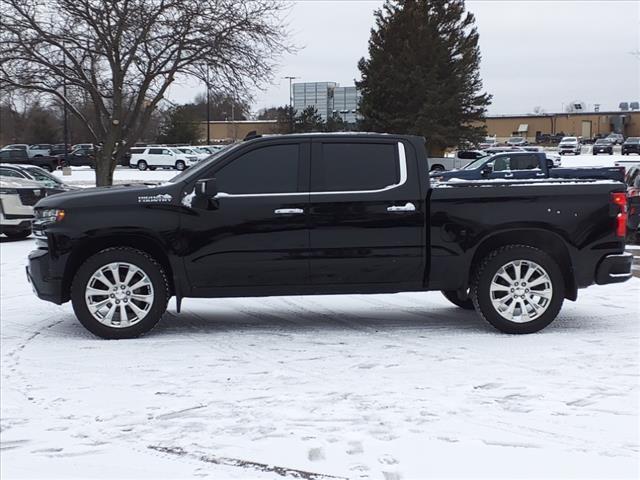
489;153;546;180
182;140;310;289
308;139;424;286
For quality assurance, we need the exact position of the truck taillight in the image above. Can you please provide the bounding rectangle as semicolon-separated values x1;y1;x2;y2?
611;192;627;238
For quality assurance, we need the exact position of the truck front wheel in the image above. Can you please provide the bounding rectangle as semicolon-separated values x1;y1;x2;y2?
71;247;169;339
471;245;564;334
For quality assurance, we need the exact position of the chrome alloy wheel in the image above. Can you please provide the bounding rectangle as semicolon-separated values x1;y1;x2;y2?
85;262;154;328
489;260;553;323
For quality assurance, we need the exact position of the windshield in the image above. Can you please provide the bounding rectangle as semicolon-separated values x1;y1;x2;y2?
462;154;491;170
25;167;63;185
561;137;577;143
595;139;611;144
508;137;523;142
625;137;640;143
169;143;241;183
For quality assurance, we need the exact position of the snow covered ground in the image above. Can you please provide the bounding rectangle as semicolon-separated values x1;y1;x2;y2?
1;236;639;479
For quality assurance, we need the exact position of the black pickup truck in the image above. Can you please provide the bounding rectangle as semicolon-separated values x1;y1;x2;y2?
0;149;59;172
27;133;633;339
431;151;625;182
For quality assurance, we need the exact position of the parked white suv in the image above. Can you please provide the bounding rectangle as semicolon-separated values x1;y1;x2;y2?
558;137;582;155
129;147;194;171
0;177;47;239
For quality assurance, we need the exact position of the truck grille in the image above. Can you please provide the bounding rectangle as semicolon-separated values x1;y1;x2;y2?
18;188;45;206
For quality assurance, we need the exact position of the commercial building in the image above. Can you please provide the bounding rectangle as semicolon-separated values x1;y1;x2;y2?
292;81;361;124
200;120;280;143
484;110;640;142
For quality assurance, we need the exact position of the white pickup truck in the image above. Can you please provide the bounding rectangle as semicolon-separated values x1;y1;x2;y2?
428;150;485;172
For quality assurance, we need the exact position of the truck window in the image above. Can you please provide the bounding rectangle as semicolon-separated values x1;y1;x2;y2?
492;156;511;171
149;148;163;155
312;143;398;192
493;154;539;171
215;144;299;194
510;154;539;170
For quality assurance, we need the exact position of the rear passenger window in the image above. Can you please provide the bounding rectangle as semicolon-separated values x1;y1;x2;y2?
510;154;539;170
313;143;399;192
215;144;299;194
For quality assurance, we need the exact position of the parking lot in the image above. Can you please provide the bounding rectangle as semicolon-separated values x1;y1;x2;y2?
0;147;638;479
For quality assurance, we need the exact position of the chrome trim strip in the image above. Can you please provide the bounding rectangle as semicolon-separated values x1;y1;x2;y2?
214;142;407;199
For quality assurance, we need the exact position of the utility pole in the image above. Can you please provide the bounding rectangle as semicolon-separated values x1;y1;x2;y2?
206;64;211;144
62;47;69;166
283;76;299;133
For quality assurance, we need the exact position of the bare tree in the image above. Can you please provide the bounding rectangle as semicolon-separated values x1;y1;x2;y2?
0;0;290;185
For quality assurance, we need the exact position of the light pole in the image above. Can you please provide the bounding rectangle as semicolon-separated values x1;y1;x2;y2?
206;64;211;144
283;76;299;133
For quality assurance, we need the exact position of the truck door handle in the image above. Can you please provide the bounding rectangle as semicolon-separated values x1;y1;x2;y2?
536;172;545;177
274;208;304;215
504;173;514;178
387;202;416;212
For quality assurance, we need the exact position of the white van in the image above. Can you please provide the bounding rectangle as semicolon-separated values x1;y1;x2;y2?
129;147;194;171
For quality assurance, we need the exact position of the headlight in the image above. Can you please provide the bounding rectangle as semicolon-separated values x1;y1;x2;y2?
37;208;66;223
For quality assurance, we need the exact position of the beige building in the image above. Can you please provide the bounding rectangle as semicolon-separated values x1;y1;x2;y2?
200;120;282;143
483;111;640;142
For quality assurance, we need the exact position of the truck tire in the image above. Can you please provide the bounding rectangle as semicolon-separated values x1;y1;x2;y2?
175;160;186;171
471;245;564;334
71;247;169;339
137;160;148;171
430;164;444;172
3;229;31;240
441;290;474;310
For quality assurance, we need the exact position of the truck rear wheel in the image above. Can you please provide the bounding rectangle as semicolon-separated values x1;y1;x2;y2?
471;245;564;334
137;160;148;171
441;290;474;310
71;247;169;339
3;228;31;240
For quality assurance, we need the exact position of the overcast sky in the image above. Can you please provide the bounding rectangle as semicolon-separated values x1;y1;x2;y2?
169;0;640;116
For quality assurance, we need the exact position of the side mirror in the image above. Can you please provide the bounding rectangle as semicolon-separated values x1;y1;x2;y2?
195;178;217;198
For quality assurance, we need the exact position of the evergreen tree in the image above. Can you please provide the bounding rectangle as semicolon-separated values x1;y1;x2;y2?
295;106;325;133
325;114;349;132
157;106;201;144
357;0;492;155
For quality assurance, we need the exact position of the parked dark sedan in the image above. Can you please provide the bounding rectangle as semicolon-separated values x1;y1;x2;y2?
622;137;640;155
49;144;72;156
592;139;614;155
56;147;95;167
